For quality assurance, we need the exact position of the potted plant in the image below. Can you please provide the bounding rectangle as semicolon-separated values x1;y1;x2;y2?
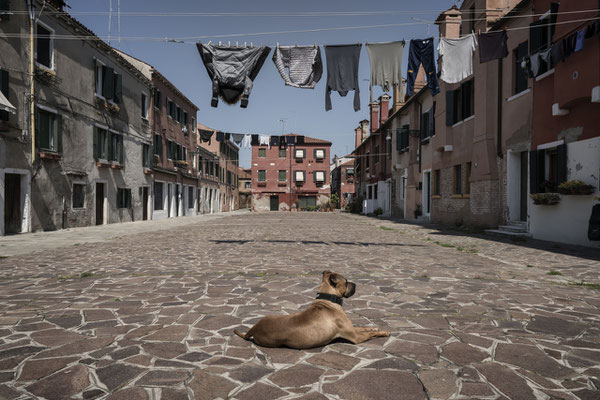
530;193;561;205
374;207;383;217
414;203;422;218
557;180;595;195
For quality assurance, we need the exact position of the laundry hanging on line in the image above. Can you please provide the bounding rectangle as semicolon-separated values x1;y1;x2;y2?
478;30;508;63
438;33;477;84
366;41;405;102
324;44;362;112
405;38;439;97
272;45;322;89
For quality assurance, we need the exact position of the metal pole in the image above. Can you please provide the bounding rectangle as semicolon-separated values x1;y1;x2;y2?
28;0;35;165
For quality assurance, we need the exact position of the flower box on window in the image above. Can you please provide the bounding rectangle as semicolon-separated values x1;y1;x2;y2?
557;180;595;195
530;193;561;205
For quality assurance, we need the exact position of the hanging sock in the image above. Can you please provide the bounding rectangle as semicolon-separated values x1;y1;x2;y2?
251;134;259;146
478;31;508;63
366;41;405;102
438;33;477;84
324;44;362;111
405;38;440;97
242;134;252;148
296;135;305;145
197;43;271;108
574;30;585;52
272;45;322;89
286;135;296;145
270;136;280;147
216;132;225;142
232;133;244;146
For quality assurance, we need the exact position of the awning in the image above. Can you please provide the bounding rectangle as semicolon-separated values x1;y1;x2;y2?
0;90;16;114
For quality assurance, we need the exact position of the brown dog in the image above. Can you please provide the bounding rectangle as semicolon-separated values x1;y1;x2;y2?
234;271;390;349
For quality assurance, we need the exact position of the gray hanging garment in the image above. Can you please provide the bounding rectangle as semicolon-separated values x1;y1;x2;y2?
272;45;323;89
324;44;362;112
366;41;405;101
231;133;244;146
196;44;271;108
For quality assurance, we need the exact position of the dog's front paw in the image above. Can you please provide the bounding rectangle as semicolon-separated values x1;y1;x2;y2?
379;331;390;337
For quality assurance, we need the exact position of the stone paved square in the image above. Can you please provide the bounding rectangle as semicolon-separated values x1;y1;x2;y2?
1;212;599;399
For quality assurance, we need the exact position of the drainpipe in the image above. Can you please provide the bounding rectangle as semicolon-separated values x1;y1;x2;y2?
497;58;504;159
418;101;423;173
27;0;35;165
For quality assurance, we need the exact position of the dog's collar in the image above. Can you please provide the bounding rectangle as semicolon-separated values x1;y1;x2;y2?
316;292;343;306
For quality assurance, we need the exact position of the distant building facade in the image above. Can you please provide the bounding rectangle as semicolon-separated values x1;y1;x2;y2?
238;167;252;209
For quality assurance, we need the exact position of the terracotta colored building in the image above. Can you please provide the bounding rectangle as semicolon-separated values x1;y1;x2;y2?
330;158;356;209
238;167;252;209
527;0;600;247
118;51;199;220
196;124;239;213
251;134;331;211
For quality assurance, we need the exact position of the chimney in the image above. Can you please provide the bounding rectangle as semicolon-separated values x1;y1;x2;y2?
369;102;380;133
392;81;405;112
379;94;391;127
435;6;462;39
354;126;362;149
360;119;369;140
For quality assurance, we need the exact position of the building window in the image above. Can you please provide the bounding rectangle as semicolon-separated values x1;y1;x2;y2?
401;176;407;199
95;62;122;103
314;170;326;183
446;80;474;126
294;149;305;159
153;134;162;157
366;152;370;170
176;106;182;124
514;41;529;94
397;125;409;151
117;188;131;209
142;144;151;168
153;89;161;109
529;10;556;75
258;148;266;158
453;165;462;195
279;149;286;158
374;145;379;164
94;126;108;159
154;182;163;210
244;181;251;189
294;170;305;183
1;69;10;121
465;162;472;195
368;185;372;200
278;170;286;181
314;149;325;160
433;169;441;196
141;93;148;119
36;22;53;70
346;167;354;179
109;132;124;164
72;183;85;209
258;170;266;182
37;108;60;153
188;186;194;207
0;0;11;21
191;117;196;132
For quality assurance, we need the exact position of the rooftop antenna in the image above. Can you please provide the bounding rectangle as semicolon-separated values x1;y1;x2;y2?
411;17;431;36
279;118;287;134
107;0;112;46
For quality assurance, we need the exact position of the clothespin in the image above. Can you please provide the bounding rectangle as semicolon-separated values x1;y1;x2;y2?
277;42;279;48
219;41;222;46
250;42;253;48
236;41;238;47
228;41;231;47
244;42;247;48
314;42;316;49
208;41;212;46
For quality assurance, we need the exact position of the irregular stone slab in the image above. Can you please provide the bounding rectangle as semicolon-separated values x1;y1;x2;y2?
442;341;488;365
0;384;21;400
106;387;149;400
141;342;186;359
419;369;457;399
269;365;323;387
260;347;304;364
307;352;360;370
527;316;586;337
204;356;244;366
234;382;288;400
194;315;241;331
566;349;600;368
96;363;145;391
144;325;188;341
82;389;105;399
124;325;162;339
0;345;45;359
47;315;82;329
83;309;114;322
18;356;78;381
31;328;87;346
495;343;573;379
178;351;211;362
188;370;236;400
322;370;426;400
385;340;438;364
229;364;273;383
26;364;89;400
364;357;418;371
475;363;535;400
460;382;495;397
161;388;189;400
110;346;139;360
136;370;189;386
33;337;114;358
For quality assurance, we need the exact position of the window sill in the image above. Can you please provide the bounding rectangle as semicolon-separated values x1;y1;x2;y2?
463;193;471;198
110;163;123;170
96;160;111;168
278;181;287;186
39;151;62;160
450;194;464;199
421;137;431;144
507;88;531;102
143;168;152;174
451;115;474;128
432;195;441;199
535;68;555;82
35;64;55;75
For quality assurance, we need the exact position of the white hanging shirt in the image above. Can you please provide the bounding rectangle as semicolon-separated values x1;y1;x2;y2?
438;34;477;84
259;135;270;146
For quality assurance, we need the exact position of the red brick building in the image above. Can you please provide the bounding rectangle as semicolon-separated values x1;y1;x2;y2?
251;134;332;211
330;158;355;209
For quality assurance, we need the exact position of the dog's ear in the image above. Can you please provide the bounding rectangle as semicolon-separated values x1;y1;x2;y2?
322;270;332;276
329;273;340;287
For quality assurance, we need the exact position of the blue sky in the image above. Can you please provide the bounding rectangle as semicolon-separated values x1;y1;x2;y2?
67;0;458;167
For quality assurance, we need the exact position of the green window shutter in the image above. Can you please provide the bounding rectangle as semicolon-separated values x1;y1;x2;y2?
0;69;8;96
93;127;98;159
119;135;124;164
38;110;50;150
55;114;62;153
556;143;567;185
1;0;11;21
103;130;109;159
529;151;538;194
114;73;122;104
446;90;455;126
429;102;436;136
395;127;401;151
108;133;115;161
103;67;115;99
529;20;546;54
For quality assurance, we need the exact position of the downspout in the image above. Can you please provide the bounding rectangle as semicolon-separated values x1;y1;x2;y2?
418;102;423;173
497;58;504;159
28;0;35;165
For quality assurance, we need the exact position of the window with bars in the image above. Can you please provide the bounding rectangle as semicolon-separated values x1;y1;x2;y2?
72;183;85;209
278;170;287;181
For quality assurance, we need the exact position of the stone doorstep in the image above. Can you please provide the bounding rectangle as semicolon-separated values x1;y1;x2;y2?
497;225;528;233
484;229;532;238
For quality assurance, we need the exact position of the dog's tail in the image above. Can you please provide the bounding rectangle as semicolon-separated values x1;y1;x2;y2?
233;326;255;341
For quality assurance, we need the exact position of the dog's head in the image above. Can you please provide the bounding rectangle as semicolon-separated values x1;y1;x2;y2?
320;271;356;298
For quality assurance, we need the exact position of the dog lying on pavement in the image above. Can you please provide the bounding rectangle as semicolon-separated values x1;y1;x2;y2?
234;270;390;349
